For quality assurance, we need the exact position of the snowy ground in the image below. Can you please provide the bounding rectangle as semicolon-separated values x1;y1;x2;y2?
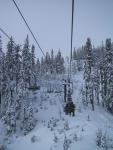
3;71;113;150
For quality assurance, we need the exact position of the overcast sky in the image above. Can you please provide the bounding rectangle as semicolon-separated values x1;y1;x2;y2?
0;0;113;57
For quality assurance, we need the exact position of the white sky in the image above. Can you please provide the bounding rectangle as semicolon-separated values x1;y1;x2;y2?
0;0;113;57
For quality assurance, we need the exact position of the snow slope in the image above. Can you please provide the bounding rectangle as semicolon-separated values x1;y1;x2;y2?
7;71;113;150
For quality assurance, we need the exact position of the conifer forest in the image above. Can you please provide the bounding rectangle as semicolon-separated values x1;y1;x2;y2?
0;0;113;150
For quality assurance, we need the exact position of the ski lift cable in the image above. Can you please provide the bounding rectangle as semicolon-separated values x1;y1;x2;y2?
0;28;11;40
11;0;45;57
0;27;17;46
69;0;75;80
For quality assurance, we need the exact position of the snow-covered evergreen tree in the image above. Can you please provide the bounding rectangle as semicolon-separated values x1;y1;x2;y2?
55;50;65;74
22;35;31;87
30;45;37;87
73;48;77;60
14;45;22;90
104;39;113;112
84;38;94;110
50;49;55;74
92;62;100;104
0;36;4;117
36;58;41;76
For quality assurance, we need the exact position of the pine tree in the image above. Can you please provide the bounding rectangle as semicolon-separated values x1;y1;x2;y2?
55;50;65;74
92;62;100;104
99;43;106;107
5;37;15;81
22;35;31;87
5;37;16;107
14;45;22;90
0;52;6;117
45;52;51;73
30;45;37;86
36;58;41;86
0;36;4;116
20;90;36;134
84;38;94;110
104;39;113;112
108;66;113;113
40;57;46;75
2;37;18;134
50;49;55;74
27;102;35;132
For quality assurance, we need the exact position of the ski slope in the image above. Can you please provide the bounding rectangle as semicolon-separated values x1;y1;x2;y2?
7;71;113;150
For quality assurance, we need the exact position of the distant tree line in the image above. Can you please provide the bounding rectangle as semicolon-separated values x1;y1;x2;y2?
40;49;65;75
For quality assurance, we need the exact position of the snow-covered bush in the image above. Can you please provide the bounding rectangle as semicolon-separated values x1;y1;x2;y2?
96;129;109;149
53;133;58;143
31;135;37;143
48;118;58;130
101;133;108;150
64;121;69;131
81;127;84;132
96;129;102;147
73;133;78;142
63;135;71;150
